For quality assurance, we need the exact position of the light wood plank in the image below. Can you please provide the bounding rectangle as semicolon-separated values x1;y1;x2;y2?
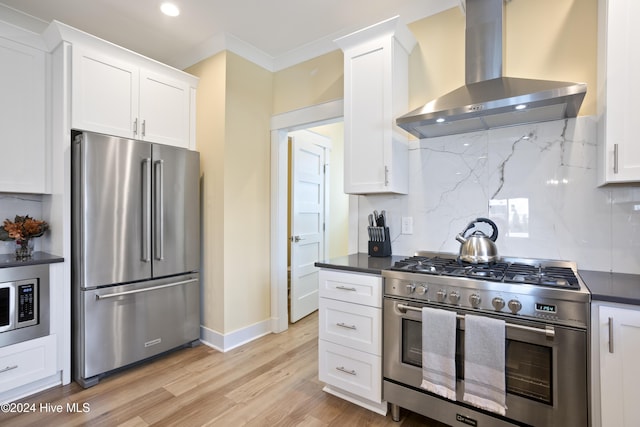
1;312;445;426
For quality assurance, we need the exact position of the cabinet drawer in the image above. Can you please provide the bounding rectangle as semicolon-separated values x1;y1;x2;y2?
319;269;382;307
319;339;382;403
0;335;57;393
319;298;381;355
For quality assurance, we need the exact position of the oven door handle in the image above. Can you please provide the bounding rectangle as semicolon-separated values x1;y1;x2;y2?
396;303;556;338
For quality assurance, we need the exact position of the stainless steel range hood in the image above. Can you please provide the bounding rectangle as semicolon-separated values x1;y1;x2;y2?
396;0;587;139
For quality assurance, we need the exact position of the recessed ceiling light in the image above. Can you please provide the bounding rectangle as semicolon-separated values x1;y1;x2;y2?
436;118;445;123
515;104;527;110
160;2;180;17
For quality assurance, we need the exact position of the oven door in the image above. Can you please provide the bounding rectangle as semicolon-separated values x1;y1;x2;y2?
383;297;588;427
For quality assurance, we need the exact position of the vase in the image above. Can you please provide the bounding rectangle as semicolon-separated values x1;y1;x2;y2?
15;239;34;260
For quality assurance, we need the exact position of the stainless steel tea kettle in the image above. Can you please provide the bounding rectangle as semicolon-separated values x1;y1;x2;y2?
455;217;499;264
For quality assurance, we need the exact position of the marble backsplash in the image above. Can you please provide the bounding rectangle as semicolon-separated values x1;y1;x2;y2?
359;116;640;274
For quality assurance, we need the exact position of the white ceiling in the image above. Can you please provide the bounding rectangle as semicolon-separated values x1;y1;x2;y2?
0;0;458;71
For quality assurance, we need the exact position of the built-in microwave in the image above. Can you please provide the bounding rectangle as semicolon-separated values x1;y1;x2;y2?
0;264;49;348
0;279;39;332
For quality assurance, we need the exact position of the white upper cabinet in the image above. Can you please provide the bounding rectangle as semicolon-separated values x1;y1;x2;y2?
46;21;198;150
597;0;640;184
336;17;415;195
0;35;49;194
72;46;139;140
139;69;190;147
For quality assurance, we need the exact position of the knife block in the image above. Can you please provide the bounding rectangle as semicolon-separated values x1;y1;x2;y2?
368;227;391;257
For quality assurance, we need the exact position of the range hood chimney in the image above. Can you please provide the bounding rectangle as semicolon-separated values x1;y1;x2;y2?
396;0;587;139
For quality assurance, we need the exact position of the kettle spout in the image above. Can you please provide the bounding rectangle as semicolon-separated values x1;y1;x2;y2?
455;233;467;244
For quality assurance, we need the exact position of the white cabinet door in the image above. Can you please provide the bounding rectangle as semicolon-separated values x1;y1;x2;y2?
0;335;57;393
318;269;382;308
598;305;640;427
72;46;139;139
318;339;383;404
598;0;640;184
139;69;190;147
0;37;48;194
339;18;412;195
71;46;194;149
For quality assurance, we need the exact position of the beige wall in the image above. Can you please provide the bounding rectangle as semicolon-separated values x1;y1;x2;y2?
223;52;273;332
310;122;349;259
273;50;344;115
186;0;597;339
408;0;597;116
185;52;227;331
187;51;273;335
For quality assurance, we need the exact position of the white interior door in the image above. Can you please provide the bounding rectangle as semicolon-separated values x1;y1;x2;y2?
290;132;326;323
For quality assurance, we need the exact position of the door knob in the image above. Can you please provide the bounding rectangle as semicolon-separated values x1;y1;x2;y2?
290;235;305;242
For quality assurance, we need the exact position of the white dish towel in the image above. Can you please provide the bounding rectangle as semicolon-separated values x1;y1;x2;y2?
463;314;507;416
420;307;457;400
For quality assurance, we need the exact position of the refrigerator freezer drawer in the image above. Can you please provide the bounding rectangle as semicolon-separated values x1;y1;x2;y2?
77;274;200;383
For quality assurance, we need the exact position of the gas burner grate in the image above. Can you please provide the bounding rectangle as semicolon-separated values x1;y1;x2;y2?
391;256;458;274
442;262;509;282
504;263;580;289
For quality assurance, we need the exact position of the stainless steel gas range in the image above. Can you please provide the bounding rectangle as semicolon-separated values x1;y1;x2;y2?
382;251;590;427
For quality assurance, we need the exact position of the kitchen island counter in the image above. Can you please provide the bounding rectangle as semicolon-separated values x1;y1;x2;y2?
580;270;640;305
0;251;64;268
315;253;406;275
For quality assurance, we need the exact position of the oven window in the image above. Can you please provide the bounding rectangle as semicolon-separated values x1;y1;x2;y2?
506;340;553;405
401;318;553;405
0;288;10;327
401;318;422;367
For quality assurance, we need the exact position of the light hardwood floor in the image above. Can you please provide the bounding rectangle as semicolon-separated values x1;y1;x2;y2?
1;312;447;426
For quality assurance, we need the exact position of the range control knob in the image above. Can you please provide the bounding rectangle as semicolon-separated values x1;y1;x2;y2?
436;289;447;303
492;297;505;311
508;299;522;314
416;284;428;295
405;283;416;294
449;291;460;304
469;293;482;308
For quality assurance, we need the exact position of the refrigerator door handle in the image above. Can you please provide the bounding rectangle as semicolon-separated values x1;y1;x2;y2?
142;158;152;262
95;278;199;300
154;159;165;260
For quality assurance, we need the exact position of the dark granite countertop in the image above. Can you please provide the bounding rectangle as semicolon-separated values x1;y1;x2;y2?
0;252;64;268
316;255;640;306
315;253;407;275
579;270;640;306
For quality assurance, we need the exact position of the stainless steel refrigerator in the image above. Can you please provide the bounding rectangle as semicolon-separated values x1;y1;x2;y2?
72;131;201;388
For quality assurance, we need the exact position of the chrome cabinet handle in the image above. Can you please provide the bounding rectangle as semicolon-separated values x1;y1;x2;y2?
141;158;152;262
613;144;619;174
336;322;357;330
134;118;138;135
336;366;357;376
384;166;390;186
608;317;614;353
0;365;18;374
336;285;357;292
142;119;146;137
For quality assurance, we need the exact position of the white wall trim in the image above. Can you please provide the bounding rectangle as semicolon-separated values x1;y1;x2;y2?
270;100;345;334
199;319;272;353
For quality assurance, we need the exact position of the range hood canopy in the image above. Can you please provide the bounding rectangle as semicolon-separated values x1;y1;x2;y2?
397;0;587;139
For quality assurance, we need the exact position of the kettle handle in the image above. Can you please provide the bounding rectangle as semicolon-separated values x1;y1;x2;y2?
474;217;499;242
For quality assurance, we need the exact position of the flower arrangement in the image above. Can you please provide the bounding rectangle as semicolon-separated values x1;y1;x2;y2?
0;215;49;259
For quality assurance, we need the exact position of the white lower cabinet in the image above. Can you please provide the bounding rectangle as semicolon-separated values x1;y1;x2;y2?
318;269;387;415
594;304;640;427
0;335;57;394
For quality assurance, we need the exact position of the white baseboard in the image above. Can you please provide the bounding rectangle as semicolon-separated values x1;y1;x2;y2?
199;318;273;352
